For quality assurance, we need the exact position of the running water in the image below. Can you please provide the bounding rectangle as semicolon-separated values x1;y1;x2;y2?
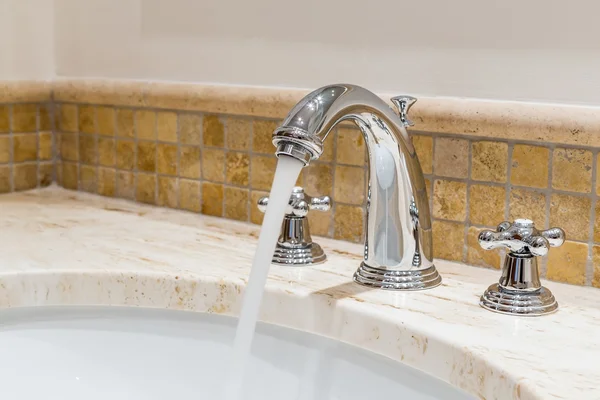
224;155;304;400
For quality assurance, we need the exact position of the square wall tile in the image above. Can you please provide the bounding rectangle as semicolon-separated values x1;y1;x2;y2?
224;187;249;221
333;204;364;243
98;167;116;197
157;143;178;175
226;152;249;186
179;114;202;145
137;141;157;173
469;185;505;226
13;164;38;191
0;106;9;133
433;138;469;178
552;148;592;193
333;165;364;205
80;164;97;193
509;189;546;228
250;155;276;191
78;105;95;134
549;194;591;242
116;109;135;138
412;135;433;175
13;134;38;163
96;107;115;136
39;132;53;161
471;141;507;183
58;104;77;133
201;182;223;216
157;176;178;208
253;120;277;154
547;240;588;285
79;134;97;165
336;127;366;166
136;110;156;140
179;146;201;179
226;118;251;151
179;179;201;212
203;115;224;147
98;137;116;167
116;170;135;200
12;104;37;132
202;148;225;182
0;136;10;163
157;112;177;142
432;180;467;222
136;172;156;204
432;220;465;261
511;145;549;188
0;165;11;193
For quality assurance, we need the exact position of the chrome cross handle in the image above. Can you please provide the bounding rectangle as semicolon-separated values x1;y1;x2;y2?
257;187;330;266
477;218;566;316
258;187;331;217
478;219;565;257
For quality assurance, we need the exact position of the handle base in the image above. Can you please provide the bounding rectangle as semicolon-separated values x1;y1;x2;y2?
272;242;326;266
353;263;442;291
480;283;558;316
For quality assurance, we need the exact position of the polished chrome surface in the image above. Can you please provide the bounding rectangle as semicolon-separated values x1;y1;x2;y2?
478;219;565;316
272;84;440;290
258;187;329;266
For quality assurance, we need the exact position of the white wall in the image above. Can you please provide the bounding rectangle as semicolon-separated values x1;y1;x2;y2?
50;0;600;105
0;0;54;80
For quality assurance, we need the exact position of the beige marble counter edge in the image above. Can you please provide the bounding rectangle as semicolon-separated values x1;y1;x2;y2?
0;80;53;103
52;78;600;148
1;187;599;399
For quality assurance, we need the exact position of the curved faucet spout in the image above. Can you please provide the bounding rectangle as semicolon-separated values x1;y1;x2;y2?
272;84;441;290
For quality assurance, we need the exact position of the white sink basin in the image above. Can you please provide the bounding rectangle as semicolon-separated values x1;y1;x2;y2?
0;306;472;400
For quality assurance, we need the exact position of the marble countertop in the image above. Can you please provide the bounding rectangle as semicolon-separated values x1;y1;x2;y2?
0;187;598;399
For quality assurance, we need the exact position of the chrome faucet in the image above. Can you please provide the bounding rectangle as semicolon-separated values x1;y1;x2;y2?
272;84;441;290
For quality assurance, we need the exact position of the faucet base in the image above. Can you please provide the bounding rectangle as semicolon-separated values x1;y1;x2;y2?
272;242;327;266
353;264;441;291
480;283;558;316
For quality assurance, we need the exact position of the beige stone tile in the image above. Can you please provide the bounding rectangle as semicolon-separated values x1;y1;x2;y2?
179;179;201;212
0;165;10;193
97;167;116;197
179;146;201;179
433;138;469;178
136;172;156;204
96;106;115;136
39;104;53;131
250;190;268;225
509;189;546;228
511;145;549;188
412;135;433;175
57;104;77;133
13;134;38;162
432;220;465;262
136;141;156;173
78;105;95;134
203;115;224;147
116;139;135;170
307;208;332;237
226;152;249;186
116;170;135;200
39;132;53;161
0;136;10;163
13;164;37;191
550;194;591;242
303;163;333;196
157;176;178;208
547;240;588;285
593;246;600;288
202;148;225;182
59;132;78;162
432;180;467;222
333;165;365;205
38;162;53;187
250;155;276;191
336;127;366;166
157;112;177;142
0;105;9;132
333;204;364;243
12;104;37;132
224;187;249;221
80;164;97;193
253;120;277;154
62;162;78;190
179;114;202;145
594;203;600;243
471;141;507;183
226;118;251;151
116;108;135;138
136;110;156;140
202;182;223;216
551;148;592;193
469;185;505;226
79;134;97;165
466;226;501;269
98;137;115;167
157;143;178;175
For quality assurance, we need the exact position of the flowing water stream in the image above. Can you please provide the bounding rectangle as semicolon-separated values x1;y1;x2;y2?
225;155;304;399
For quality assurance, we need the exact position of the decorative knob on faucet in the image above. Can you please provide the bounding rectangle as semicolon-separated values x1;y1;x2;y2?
258;187;330;265
478;219;565;316
390;96;417;127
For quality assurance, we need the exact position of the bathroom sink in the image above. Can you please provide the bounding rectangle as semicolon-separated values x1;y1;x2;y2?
0;306;472;400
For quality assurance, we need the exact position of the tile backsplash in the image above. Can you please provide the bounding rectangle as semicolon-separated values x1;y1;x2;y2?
0;102;54;194
5;80;600;288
